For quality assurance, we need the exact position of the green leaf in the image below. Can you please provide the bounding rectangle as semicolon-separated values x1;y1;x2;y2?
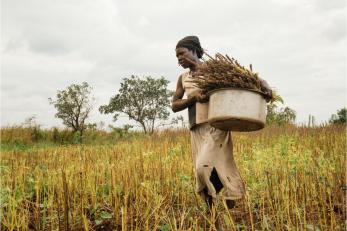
95;219;103;225
180;174;191;184
100;211;112;219
159;223;170;231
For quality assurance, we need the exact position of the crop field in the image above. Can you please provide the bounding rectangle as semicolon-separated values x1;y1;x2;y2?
0;125;346;230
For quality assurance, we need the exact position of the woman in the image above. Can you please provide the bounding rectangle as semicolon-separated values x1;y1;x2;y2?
172;36;272;210
172;35;246;210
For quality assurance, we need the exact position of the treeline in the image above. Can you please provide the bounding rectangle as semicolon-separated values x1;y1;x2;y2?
1;122;344;151
2;75;345;146
48;76;303;139
48;76;174;137
0;125;144;148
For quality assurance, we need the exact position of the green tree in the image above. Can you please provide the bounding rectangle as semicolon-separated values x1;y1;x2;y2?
266;103;296;125
99;76;173;134
329;107;346;124
49;82;94;141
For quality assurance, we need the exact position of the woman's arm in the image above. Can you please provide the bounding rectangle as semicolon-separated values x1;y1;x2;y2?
171;75;198;112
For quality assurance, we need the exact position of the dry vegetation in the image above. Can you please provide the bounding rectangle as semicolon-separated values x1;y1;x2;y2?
0;124;346;230
190;53;284;104
191;54;261;93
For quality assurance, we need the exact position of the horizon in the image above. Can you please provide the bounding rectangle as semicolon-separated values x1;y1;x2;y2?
1;0;346;128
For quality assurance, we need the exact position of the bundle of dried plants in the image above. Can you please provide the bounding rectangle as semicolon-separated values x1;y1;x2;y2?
191;53;264;95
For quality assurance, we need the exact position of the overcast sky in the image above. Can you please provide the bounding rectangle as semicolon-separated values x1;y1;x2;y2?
1;0;346;129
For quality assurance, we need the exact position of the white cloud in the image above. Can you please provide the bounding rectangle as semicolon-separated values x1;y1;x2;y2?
1;0;346;128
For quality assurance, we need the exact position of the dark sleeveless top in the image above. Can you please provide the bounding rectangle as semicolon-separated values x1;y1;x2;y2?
188;103;197;129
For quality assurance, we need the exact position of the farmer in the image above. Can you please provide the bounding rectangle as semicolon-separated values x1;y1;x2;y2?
171;35;272;210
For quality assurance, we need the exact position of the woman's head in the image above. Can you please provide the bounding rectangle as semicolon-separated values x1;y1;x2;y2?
175;36;203;69
175;36;203;59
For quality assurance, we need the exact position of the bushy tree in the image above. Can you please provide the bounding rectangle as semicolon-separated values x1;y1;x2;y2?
100;76;173;134
266;103;296;125
329;107;346;124
49;82;94;140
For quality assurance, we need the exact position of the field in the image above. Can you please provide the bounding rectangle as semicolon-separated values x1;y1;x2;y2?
0;124;346;230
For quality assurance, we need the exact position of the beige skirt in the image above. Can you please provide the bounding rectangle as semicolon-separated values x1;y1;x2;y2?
190;123;245;200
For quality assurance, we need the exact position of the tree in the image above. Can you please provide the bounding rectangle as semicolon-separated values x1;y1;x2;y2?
266;103;296;125
329;107;346;124
99;75;173;134
22;115;38;127
22;115;44;142
49;82;94;140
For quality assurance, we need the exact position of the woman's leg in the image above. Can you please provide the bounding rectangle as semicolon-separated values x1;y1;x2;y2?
202;188;223;231
226;199;236;209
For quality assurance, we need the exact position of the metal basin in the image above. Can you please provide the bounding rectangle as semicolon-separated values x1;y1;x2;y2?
207;88;266;131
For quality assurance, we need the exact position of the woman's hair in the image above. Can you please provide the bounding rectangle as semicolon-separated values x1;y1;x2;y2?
176;35;204;59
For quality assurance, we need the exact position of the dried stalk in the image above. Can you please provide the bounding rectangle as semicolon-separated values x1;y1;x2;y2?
62;170;69;231
191;53;266;95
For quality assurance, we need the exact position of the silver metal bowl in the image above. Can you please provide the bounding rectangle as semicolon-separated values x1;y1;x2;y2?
207;88;267;131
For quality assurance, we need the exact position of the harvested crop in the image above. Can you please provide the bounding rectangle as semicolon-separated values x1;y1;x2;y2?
190;53;277;102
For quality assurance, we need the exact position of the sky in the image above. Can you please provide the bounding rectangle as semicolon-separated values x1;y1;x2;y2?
1;0;346;129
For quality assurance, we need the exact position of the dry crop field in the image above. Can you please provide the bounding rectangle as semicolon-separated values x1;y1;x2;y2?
0;125;346;230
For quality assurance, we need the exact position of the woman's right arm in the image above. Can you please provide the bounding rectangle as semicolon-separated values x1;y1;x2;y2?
171;75;197;113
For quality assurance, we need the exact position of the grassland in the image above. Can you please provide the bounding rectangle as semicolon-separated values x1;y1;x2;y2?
0;124;346;230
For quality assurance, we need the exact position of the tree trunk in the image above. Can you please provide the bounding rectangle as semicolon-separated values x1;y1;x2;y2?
80;129;83;143
140;122;147;134
150;119;155;134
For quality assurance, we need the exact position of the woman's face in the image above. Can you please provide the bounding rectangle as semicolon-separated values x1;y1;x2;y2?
175;47;197;69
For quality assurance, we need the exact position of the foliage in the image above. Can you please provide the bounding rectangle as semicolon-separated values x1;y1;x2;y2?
266;103;296;125
99;76;173;134
270;90;283;104
170;115;185;127
48;82;94;141
30;126;44;142
0;125;145;149
108;124;134;139
329;107;346;124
